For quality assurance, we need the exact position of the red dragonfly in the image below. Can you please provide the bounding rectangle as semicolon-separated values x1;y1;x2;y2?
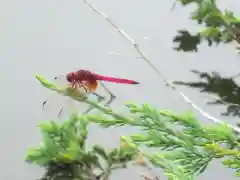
42;69;139;116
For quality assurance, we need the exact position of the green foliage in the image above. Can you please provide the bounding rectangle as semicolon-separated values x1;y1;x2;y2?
173;30;201;52
27;76;240;180
173;0;240;52
88;104;240;177
26;113;136;180
26;1;240;180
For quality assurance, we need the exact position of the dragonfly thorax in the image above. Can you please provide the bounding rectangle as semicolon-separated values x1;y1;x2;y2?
67;70;97;83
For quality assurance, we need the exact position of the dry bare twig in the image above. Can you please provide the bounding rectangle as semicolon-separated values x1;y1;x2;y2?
82;1;240;133
131;157;161;180
140;174;157;180
202;94;240;108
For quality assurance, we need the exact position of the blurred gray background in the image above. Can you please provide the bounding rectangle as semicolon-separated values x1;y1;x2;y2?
0;0;240;179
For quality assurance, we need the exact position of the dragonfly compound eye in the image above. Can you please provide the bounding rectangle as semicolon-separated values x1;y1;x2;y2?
66;73;75;82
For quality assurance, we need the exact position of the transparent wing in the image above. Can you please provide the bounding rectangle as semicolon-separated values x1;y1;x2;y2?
42;75;89;119
41;75;116;119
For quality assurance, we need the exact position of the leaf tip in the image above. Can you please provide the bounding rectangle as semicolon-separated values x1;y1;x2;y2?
35;75;44;82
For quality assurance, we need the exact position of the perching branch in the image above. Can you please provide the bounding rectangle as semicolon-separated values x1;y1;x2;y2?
35;76;240;178
82;0;240;133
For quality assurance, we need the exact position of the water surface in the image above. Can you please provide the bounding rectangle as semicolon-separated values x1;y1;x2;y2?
0;0;240;179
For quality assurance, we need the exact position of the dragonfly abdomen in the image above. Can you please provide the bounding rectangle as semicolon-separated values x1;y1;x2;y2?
93;74;139;84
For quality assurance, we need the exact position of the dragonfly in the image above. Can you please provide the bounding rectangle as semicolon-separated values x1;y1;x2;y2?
42;69;139;117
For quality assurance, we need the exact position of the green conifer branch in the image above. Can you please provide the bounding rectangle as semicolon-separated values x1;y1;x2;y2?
28;76;240;179
173;0;240;52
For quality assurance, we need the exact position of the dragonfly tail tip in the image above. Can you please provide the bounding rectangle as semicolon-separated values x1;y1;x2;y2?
133;81;140;84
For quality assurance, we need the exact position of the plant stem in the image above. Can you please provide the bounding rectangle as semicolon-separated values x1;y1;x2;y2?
210;0;240;44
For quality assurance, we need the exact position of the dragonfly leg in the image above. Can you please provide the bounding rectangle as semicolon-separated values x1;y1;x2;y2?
83;107;93;114
80;81;105;101
91;92;105;101
83;92;105;114
72;82;77;89
79;81;104;101
78;82;87;92
100;82;116;106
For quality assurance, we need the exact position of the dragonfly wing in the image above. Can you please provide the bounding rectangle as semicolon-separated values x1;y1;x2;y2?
42;75;118;118
55;82;112;116
42;90;70;119
42;75;93;118
53;74;70;88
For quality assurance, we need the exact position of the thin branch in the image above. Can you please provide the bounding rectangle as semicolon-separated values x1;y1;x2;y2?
143;165;161;180
83;0;240;133
132;156;161;180
202;94;240;108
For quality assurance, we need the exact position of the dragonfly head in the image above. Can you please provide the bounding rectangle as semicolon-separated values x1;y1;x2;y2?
66;72;76;83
